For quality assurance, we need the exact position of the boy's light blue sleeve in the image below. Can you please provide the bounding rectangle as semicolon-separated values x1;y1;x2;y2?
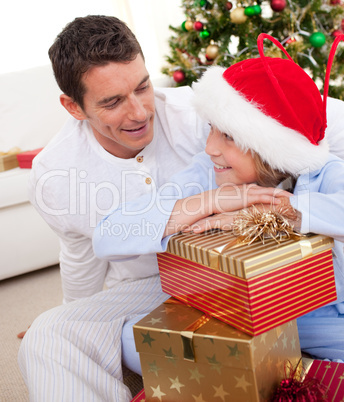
290;155;344;302
290;155;344;242
93;152;215;260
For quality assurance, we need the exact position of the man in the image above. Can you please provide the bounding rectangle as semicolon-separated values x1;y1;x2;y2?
27;15;210;306
18;14;211;401
18;15;344;401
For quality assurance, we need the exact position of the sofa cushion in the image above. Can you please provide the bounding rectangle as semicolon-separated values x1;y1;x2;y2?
0;65;68;152
0;168;31;208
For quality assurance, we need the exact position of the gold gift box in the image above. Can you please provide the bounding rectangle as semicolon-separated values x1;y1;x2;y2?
0;153;19;172
158;231;336;335
134;299;302;402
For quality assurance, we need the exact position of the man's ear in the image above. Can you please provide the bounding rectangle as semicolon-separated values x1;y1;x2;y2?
60;94;87;120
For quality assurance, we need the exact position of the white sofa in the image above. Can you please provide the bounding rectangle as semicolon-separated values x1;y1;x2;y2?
0;65;69;280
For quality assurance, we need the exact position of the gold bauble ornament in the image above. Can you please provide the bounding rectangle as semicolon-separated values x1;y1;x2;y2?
206;44;219;59
230;7;248;24
184;20;193;31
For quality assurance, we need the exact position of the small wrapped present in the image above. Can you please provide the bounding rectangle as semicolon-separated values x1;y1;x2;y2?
301;358;344;401
158;229;335;336
134;298;301;402
0;154;19;172
16;148;43;169
0;147;21;172
130;389;145;402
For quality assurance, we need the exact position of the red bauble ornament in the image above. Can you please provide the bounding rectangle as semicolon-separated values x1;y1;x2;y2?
173;70;185;83
225;1;233;10
194;21;203;31
286;37;296;44
270;0;287;12
330;0;341;4
332;29;343;37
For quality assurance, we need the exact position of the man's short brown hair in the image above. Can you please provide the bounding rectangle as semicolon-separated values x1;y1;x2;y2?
49;15;143;109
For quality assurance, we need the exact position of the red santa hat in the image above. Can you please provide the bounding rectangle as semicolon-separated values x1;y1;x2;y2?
193;33;344;175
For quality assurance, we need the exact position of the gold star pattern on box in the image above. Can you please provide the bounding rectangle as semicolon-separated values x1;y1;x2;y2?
188;367;204;384
133;300;301;401
148;360;162;377
150;385;166;401
227;343;242;360
169;376;185;393
141;331;155;347
213;384;230;401
206;354;222;374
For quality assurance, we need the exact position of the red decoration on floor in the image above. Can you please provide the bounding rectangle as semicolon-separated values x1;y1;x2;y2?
130;389;145;401
305;360;344;401
271;360;327;401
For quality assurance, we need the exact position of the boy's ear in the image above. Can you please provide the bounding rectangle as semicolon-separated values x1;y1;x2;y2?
60;94;87;120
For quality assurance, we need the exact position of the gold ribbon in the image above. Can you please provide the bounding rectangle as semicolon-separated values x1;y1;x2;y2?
209;238;241;269
201;233;308;271
181;315;210;361
299;240;313;259
164;298;210;361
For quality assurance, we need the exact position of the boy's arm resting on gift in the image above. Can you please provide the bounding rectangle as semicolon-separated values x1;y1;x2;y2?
164;184;291;236
93;185;286;260
181;195;298;234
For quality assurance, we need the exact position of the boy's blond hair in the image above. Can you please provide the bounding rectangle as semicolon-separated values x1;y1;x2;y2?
253;152;292;188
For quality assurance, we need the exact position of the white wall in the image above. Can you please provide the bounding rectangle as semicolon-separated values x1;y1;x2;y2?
0;0;183;80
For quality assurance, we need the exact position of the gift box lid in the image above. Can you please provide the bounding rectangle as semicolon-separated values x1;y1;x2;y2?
166;231;334;279
134;299;300;371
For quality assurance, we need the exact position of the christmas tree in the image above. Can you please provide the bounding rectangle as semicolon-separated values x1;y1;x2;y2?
163;0;344;99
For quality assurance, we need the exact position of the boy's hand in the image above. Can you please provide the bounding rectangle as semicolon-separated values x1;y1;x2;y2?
183;195;299;234
164;184;292;238
211;184;291;215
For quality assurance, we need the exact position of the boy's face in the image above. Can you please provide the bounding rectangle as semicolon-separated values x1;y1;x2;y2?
205;126;257;186
68;55;155;159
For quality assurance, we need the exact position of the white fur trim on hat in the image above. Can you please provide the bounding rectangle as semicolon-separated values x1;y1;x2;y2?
192;66;329;175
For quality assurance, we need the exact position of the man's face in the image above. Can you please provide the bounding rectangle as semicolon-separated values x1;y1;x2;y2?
76;55;155;159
